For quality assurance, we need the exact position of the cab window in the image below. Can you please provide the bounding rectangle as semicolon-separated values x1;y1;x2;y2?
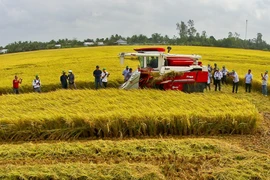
138;57;144;68
146;56;158;68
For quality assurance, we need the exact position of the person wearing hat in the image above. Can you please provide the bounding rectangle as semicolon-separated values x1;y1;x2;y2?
93;65;102;89
221;65;228;85
122;66;129;82
101;68;110;88
32;75;41;93
60;71;68;89
68;70;76;89
214;68;223;91
244;69;253;93
229;70;239;93
261;70;268;96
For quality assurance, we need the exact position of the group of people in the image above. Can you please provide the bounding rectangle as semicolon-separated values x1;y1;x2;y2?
12;66;110;94
11;63;269;96
122;66;133;82
206;63;268;96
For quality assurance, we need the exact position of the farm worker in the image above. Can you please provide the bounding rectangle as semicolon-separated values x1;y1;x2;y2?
93;65;102;89
207;64;212;74
221;66;228;85
68;70;76;89
32;75;41;93
212;63;218;85
122;66;129;82
205;71;211;91
261;70;268;96
13;75;22;94
214;68;223;91
245;69;253;93
230;70;239;93
125;68;133;82
101;68;110;88
60;71;68;89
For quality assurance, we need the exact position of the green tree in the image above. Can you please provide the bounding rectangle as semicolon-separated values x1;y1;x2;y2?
176;21;188;43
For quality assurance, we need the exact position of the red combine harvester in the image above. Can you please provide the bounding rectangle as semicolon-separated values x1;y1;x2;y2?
119;47;208;92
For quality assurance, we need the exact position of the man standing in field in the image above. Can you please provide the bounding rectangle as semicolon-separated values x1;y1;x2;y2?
68;70;76;89
93;65;102;89
214;68;222;91
221;66;228;85
207;64;212;73
212;63;218;85
60;71;68;89
33;75;41;93
125;68;133;82
230;70;239;93
245;69;253;93
122;66;129;82
13;75;22;94
261;70;268;96
101;68;110;88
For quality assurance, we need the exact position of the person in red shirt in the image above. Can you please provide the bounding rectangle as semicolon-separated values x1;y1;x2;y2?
13;75;22;94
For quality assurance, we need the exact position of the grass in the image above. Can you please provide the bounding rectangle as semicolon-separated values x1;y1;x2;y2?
0;89;262;141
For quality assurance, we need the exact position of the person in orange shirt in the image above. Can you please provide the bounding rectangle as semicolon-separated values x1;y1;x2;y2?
13;75;22;94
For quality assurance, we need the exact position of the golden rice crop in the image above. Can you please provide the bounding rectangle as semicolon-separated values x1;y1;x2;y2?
0;46;269;93
0;138;269;179
0;89;261;141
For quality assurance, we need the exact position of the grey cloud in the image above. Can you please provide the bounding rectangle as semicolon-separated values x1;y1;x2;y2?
0;0;270;46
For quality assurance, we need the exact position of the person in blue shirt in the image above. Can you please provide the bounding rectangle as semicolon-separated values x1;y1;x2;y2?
122;66;129;82
93;65;102;89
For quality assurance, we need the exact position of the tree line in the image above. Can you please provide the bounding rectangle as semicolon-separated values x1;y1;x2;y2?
1;19;270;54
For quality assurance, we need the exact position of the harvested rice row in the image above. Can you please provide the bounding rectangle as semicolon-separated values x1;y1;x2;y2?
0;139;269;180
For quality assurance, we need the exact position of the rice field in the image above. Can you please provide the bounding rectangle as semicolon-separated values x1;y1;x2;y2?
0;46;269;93
0;46;269;179
0;139;269;179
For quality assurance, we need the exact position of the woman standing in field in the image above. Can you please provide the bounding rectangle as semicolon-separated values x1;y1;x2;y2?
13;75;22;94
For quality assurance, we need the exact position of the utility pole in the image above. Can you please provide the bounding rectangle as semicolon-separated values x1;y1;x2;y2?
245;20;248;40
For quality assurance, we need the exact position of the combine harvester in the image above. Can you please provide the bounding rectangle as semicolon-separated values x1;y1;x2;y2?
119;47;208;92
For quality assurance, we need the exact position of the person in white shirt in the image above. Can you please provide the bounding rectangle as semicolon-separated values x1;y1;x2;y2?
230;70;239;93
261;70;268;96
245;69;253;93
214;68;223;91
221;66;228;85
101;68;110;88
32;75;41;93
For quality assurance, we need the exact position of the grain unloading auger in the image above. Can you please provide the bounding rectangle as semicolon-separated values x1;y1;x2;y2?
119;47;208;92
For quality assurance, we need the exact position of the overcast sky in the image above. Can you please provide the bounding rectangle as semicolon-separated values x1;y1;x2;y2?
0;0;270;46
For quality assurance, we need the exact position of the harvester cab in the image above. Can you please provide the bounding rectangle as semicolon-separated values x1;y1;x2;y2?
119;47;208;92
